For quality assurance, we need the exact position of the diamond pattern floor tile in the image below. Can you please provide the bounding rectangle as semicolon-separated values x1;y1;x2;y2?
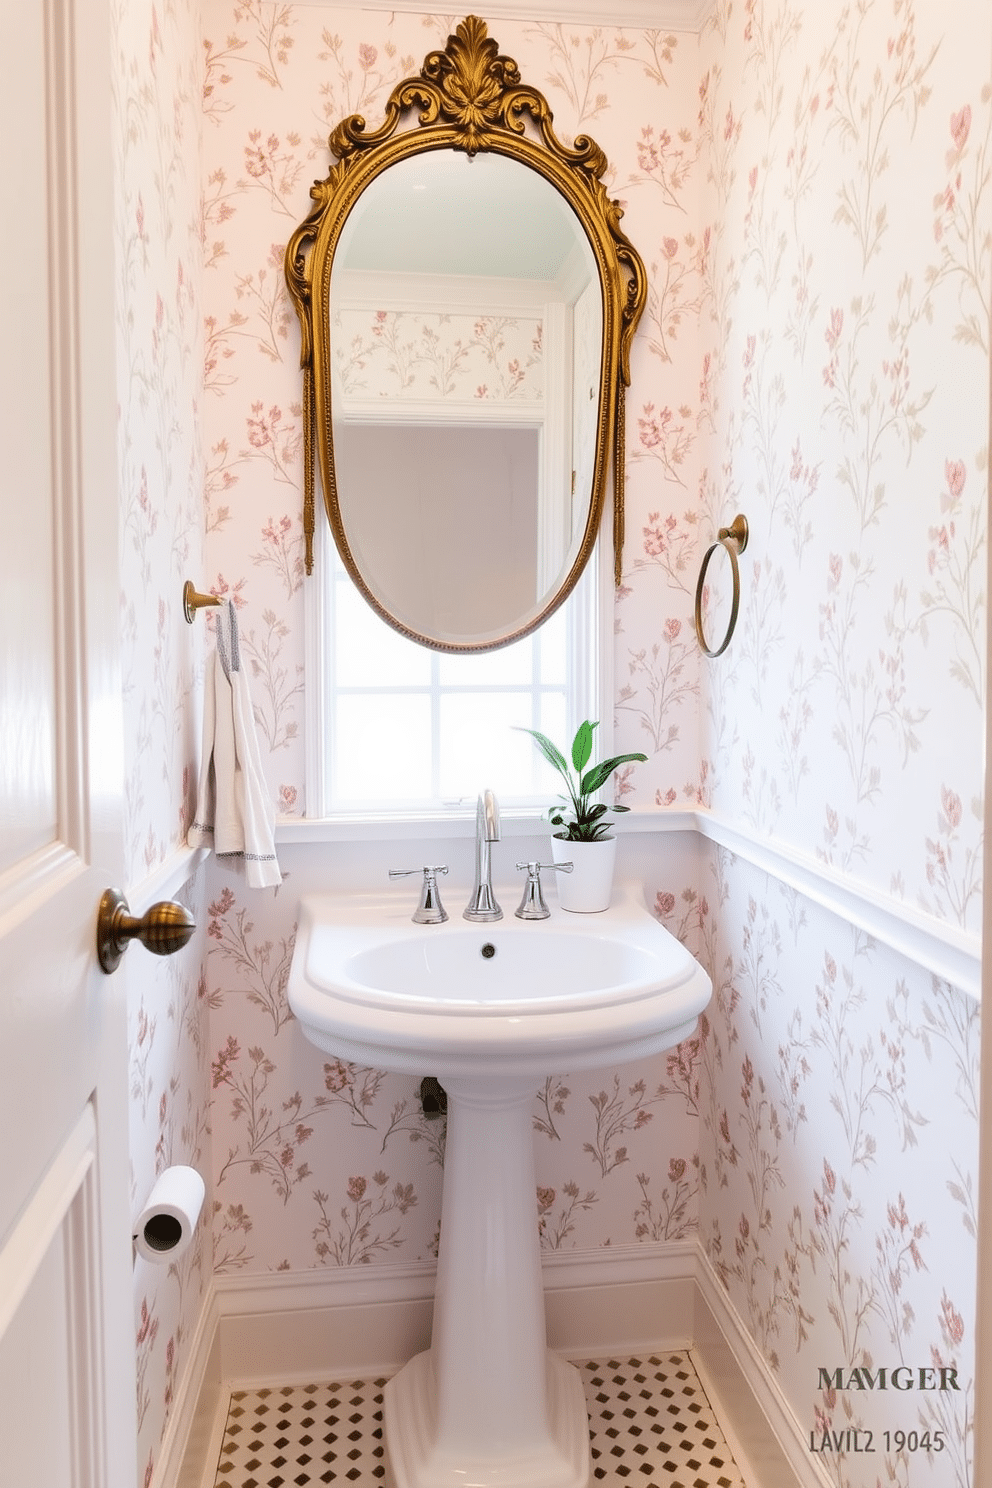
212;1352;746;1487
581;1354;746;1485
213;1377;388;1486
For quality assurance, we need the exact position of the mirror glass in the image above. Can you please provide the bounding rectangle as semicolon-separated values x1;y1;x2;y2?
329;150;602;648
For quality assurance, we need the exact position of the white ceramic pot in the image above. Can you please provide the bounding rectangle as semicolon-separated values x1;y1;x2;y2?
550;833;617;913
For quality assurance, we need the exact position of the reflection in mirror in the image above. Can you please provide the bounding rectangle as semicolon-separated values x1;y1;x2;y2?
285;15;646;652
330;150;602;647
335;425;540;641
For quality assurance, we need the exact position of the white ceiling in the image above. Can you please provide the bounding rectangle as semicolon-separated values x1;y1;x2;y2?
291;1;713;31
341;151;588;280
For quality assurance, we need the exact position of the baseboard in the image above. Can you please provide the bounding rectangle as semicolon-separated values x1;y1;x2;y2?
545;1240;695;1358
165;1240;820;1488
215;1262;436;1384
692;1243;832;1488
151;1287;220;1488
206;1242;696;1386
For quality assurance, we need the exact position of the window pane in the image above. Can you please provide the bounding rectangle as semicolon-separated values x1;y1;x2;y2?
437;693;526;803
440;684;574;803
332;694;432;805
318;530;598;815
538;604;567;682
535;689;567;752
437;633;537;687
527;690;568;796
334;578;431;688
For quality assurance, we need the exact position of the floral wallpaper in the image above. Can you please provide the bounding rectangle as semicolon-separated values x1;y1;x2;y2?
113;1;212;1485
115;0;206;882
692;2;988;1484
333;307;545;403
109;1;988;1485
697;844;978;1486
696;0;990;928
128;875;210;1487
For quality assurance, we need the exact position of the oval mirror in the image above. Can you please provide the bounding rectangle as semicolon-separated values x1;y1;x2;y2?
331;150;602;646
286;15;646;652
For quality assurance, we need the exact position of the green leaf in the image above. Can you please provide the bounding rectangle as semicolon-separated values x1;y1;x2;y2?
571;819;612;842
571;719;597;773
514;726;568;779
581;753;648;794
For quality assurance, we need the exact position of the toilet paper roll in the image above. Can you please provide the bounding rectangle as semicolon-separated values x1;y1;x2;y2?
133;1165;205;1263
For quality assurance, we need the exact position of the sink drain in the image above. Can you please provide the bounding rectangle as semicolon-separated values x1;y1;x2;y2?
480;942;496;959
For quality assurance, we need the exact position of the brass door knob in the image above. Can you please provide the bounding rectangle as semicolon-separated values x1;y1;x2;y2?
96;887;196;974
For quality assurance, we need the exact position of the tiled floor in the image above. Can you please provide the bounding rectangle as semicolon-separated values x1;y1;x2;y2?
212;1351;746;1487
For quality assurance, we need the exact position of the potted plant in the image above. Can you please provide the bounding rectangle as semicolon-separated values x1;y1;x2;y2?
518;720;647;912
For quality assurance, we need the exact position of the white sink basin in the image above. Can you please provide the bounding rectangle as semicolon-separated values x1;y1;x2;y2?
288;884;711;1078
287;882;711;1488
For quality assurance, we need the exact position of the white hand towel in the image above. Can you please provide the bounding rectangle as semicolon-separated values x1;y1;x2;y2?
187;601;282;888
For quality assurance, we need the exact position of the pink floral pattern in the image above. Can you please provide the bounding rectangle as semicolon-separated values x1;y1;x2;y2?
204;857;701;1271
115;1;211;1484
334;308;544;402
698;0;989;922
698;843;977;1484
126;873;209;1485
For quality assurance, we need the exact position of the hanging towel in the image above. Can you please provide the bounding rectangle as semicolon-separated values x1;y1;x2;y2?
188;601;282;888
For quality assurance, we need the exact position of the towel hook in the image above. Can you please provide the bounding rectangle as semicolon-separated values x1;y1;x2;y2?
183;581;223;625
694;514;748;659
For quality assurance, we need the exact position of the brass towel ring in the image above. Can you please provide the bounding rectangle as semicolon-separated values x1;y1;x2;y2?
694;515;749;659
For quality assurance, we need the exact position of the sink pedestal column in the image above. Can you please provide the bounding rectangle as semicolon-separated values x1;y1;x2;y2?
384;1074;589;1488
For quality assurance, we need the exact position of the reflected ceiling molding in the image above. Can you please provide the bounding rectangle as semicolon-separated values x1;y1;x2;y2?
291;1;715;28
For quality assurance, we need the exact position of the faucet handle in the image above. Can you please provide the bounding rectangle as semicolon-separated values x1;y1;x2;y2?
389;865;449;924
513;860;573;920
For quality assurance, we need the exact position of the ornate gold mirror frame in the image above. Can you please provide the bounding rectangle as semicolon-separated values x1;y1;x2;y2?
285;14;646;651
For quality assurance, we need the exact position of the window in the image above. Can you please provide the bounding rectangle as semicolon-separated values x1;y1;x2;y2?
306;523;602;817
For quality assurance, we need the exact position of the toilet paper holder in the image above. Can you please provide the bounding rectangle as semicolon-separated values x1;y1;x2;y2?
133;1165;205;1264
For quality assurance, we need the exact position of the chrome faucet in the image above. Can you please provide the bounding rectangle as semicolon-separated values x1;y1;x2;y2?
463;789;502;921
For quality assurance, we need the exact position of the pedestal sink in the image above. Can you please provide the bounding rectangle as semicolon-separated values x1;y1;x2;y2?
288;884;712;1488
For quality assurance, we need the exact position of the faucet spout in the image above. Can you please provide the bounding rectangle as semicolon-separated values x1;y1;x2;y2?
463;789;502;922
479;787;500;842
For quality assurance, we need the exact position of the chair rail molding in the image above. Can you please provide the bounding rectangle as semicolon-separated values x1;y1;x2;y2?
696;809;981;1002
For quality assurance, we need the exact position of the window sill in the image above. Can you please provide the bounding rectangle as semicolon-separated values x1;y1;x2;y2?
274;805;698;844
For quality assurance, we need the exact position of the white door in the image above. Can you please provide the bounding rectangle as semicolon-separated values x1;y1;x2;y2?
0;3;135;1486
